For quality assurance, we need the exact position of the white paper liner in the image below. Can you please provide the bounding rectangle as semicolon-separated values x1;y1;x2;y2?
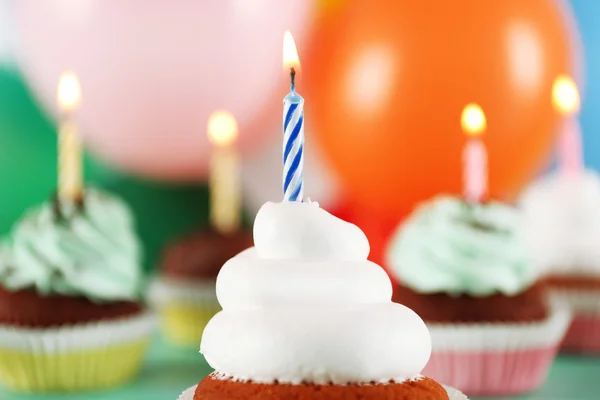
148;276;218;307
427;297;572;351
549;287;600;316
177;384;468;399
0;310;156;353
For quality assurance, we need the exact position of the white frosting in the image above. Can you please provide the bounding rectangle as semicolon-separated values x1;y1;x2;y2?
521;170;600;276
253;201;369;261
201;201;431;384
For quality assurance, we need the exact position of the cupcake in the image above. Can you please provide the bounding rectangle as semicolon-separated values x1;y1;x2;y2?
150;229;253;347
386;196;571;396
521;170;600;353
177;201;467;400
0;189;155;393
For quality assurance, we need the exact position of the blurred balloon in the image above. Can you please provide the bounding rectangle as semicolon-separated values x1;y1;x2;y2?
14;0;314;180
303;0;579;216
0;0;16;63
241;127;340;215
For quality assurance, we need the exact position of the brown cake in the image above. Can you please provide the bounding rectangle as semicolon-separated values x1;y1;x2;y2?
0;286;142;327
161;229;253;280
393;282;549;323
543;275;600;291
194;374;449;400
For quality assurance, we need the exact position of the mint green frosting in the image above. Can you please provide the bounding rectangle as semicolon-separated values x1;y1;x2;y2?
0;188;142;302
386;196;535;297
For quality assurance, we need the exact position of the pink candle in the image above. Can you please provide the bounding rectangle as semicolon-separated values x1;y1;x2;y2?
558;117;582;178
461;104;487;202
463;139;487;202
552;74;582;178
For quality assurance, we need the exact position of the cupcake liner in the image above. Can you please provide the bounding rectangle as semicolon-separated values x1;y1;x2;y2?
550;287;600;353
176;384;468;399
149;277;218;306
149;277;220;347
561;314;600;353
0;310;156;393
159;302;221;347
422;298;571;396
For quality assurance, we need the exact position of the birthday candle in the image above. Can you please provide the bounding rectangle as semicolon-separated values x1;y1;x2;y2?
207;110;241;235
461;103;487;203
282;31;304;202
57;72;83;202
552;74;582;177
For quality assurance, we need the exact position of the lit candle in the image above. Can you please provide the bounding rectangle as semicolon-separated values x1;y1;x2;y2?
57;72;83;202
282;31;304;202
207;110;241;235
461;103;487;203
552;74;582;177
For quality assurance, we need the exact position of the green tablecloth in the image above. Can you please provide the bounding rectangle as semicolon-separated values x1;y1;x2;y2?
1;337;598;400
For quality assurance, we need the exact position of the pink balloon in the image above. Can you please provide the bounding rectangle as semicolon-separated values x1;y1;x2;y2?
15;0;314;180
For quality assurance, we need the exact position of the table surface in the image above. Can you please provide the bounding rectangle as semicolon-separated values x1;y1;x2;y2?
0;337;598;400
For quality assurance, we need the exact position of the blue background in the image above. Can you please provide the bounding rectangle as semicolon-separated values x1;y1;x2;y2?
571;0;600;169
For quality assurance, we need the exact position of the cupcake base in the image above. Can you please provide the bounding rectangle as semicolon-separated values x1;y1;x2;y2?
178;375;468;400
160;302;221;346
393;282;548;323
0;310;156;393
149;277;221;347
562;314;600;353
546;283;600;354
0;339;149;392
421;298;571;396
0;286;142;327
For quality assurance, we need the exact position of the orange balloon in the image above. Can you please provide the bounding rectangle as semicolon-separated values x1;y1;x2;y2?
302;0;576;216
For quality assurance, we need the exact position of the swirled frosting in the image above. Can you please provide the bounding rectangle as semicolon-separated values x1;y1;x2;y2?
0;188;142;302
201;201;431;384
521;171;600;277
386;196;534;297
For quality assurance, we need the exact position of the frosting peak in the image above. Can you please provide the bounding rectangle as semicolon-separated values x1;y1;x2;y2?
254;201;369;261
521;170;600;276
0;188;142;302
387;196;535;297
201;201;431;384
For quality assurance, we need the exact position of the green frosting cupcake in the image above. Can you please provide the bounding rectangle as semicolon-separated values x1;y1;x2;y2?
0;188;142;302
386;196;535;297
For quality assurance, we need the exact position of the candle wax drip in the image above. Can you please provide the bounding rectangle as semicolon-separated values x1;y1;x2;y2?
52;191;86;224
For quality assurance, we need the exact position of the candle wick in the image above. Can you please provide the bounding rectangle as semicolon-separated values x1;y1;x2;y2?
52;192;65;223
52;191;86;224
290;67;296;93
76;192;86;213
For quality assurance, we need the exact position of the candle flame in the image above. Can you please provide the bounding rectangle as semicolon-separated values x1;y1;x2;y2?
552;74;579;116
283;31;300;70
461;103;486;137
208;110;238;146
57;72;81;111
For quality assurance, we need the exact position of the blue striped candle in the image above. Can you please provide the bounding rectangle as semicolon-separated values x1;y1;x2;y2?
282;68;304;202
